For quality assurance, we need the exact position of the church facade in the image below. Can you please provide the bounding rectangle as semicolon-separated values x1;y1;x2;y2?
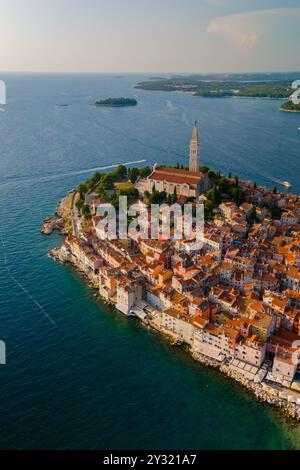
146;123;211;198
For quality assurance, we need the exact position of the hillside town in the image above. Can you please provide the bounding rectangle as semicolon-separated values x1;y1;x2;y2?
48;123;300;417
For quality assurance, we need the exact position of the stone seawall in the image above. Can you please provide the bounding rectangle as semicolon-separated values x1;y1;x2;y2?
191;351;300;421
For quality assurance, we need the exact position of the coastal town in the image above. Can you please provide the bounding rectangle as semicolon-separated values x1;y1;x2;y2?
46;123;300;419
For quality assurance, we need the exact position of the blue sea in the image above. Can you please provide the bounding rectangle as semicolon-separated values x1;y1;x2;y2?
0;73;300;450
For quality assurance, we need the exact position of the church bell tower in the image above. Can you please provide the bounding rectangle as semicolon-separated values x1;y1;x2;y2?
189;121;200;172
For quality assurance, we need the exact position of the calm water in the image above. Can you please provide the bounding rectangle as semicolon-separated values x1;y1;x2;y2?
0;73;300;450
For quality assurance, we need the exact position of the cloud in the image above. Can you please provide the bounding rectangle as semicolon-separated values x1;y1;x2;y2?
207;7;300;48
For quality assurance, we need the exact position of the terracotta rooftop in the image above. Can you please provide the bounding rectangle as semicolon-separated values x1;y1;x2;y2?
148;166;205;186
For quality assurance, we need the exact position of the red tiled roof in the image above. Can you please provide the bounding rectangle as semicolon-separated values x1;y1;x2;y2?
148;166;205;186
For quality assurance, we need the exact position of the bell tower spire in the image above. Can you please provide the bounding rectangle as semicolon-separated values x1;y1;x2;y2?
189;121;200;172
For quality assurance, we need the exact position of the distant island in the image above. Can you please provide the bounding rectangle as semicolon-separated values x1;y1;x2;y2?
280;101;300;112
135;72;300;101
95;97;138;107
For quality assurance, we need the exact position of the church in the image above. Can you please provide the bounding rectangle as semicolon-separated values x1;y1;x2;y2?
146;122;211;199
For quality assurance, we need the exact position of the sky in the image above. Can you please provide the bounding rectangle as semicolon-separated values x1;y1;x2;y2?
0;0;299;73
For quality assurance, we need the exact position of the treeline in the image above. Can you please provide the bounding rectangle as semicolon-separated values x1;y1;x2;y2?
136;77;293;99
200;167;245;220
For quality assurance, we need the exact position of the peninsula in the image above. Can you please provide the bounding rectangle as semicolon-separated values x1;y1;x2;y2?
46;123;300;420
280;101;300;112
135;73;300;101
95;97;138;107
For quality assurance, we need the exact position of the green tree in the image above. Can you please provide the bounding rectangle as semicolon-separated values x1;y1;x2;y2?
138;167;151;178
229;186;244;205
271;207;283;220
247;206;257;225
128;167;139;183
75;198;84;211
97;173;115;197
200;165;209;174
114;165;127;180
207;187;221;205
82;204;91;220
204;200;214;220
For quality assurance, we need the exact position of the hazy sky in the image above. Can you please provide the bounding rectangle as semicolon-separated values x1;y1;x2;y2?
0;0;299;73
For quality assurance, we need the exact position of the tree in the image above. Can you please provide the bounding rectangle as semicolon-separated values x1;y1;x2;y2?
206;187;221;205
171;186;177;204
229;186;244;206
207;169;217;181
114;165;127;180
97;173;115;197
88;172;102;188
75;198;84;211
128;167;139;183
77;183;88;197
271;207;282;220
247;206;257;225
200;165;209;174
204;200;214;220
138;167;151;178
82;204;91;220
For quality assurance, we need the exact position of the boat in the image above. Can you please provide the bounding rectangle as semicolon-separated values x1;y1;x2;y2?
171;340;184;347
126;310;137;318
56;104;69;107
282;181;292;188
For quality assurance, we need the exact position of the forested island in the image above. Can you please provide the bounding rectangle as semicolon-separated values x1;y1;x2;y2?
135;73;300;100
95;97;138;107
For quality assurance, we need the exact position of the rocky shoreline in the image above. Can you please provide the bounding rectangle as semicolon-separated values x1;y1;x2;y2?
41;217;66;235
41;193;74;235
280;108;300;113
49;244;300;422
191;351;300;421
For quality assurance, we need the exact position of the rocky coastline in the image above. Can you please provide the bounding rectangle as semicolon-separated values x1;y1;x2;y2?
41;217;66;235
49;243;300;422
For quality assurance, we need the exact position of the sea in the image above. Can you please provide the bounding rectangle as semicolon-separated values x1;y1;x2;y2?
0;73;300;450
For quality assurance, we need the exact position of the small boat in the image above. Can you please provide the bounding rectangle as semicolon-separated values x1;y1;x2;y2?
282;181;292;188
127;310;137;318
171;340;183;347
